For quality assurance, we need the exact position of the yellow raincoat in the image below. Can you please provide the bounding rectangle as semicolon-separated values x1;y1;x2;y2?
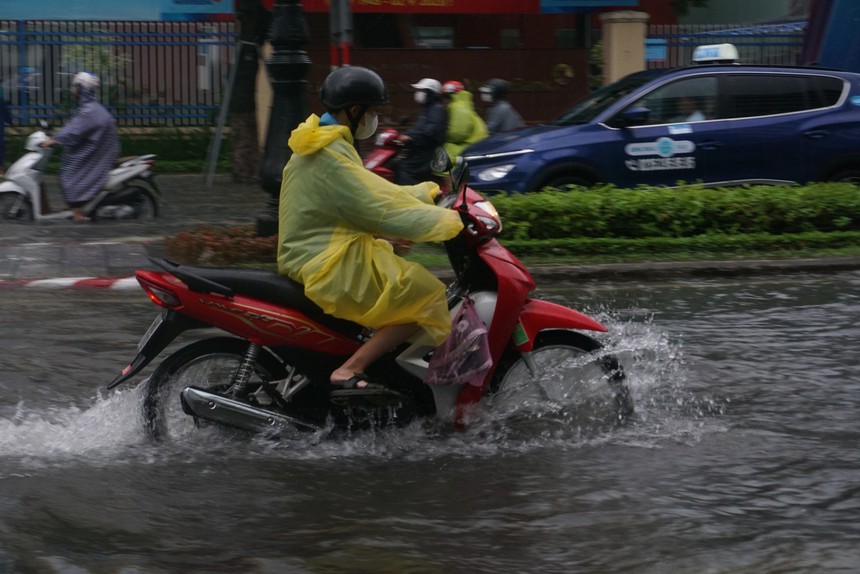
277;114;464;345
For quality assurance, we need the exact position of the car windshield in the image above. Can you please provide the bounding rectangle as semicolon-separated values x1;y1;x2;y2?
552;74;656;126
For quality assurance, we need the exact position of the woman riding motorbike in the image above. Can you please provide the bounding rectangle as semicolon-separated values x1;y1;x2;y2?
40;71;120;222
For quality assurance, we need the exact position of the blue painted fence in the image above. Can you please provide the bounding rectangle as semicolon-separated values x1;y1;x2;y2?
647;21;807;69
0;20;236;126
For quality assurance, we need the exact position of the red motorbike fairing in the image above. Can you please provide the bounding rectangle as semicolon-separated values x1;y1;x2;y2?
136;270;361;355
514;299;607;352
453;239;607;424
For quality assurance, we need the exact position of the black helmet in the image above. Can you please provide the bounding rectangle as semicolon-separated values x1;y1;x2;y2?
480;78;509;100
319;66;389;111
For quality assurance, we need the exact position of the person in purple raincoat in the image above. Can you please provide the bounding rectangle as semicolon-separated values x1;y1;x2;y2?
0;79;13;175
41;72;119;222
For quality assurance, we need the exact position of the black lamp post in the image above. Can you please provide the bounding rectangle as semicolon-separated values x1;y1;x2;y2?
256;0;310;237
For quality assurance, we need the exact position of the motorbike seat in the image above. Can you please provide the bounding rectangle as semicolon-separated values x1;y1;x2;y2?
173;265;366;339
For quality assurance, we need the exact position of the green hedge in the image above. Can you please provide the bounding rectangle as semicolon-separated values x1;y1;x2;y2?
491;183;860;240
501;230;860;258
5;128;230;173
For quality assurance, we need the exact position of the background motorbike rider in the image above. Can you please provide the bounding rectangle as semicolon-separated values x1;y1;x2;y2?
395;77;447;185
40;71;120;222
277;66;463;396
479;78;525;136
441;80;487;163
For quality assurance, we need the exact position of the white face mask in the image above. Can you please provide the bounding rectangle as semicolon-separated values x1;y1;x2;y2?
354;111;378;140
414;91;427;105
480;92;493;104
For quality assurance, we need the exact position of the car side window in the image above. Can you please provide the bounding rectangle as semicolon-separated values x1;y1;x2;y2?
721;74;843;119
615;76;719;126
804;75;845;108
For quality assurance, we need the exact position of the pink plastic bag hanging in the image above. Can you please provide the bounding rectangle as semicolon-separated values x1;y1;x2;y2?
424;297;492;387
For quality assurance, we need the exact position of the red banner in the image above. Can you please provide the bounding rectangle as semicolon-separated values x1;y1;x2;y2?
302;0;542;13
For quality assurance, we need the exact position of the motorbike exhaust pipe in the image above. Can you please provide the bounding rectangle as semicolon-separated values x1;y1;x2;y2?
180;386;324;432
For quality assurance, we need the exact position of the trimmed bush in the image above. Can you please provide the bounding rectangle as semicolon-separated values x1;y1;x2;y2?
492;182;860;240
165;182;860;265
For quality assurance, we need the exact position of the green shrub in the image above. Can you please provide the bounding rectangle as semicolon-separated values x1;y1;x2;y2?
491;183;860;240
164;182;860;266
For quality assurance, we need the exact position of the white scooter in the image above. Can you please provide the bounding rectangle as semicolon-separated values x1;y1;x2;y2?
0;122;160;221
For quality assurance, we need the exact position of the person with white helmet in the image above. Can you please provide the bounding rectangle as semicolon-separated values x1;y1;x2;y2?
395;77;447;185
0;73;12;175
41;71;119;221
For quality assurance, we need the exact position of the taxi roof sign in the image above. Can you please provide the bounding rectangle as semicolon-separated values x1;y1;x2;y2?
692;43;740;64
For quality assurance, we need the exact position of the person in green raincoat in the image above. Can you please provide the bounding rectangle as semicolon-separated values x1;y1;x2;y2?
441;80;488;163
277;66;463;394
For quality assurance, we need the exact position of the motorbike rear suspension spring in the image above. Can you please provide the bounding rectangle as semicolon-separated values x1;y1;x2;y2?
230;343;261;395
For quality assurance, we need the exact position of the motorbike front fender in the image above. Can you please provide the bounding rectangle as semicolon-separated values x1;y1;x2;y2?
108;310;209;389
514;298;607;353
0;180;26;194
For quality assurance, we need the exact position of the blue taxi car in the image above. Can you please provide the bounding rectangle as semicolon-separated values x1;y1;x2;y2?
462;45;860;194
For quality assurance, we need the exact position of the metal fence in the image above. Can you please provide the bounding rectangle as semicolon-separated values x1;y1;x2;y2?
647;21;807;69
0;20;236;126
0;19;810;126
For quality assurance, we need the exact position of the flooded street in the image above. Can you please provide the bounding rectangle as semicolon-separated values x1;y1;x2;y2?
1;271;859;573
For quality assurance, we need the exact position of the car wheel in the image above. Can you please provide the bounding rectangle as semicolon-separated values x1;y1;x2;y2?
536;171;595;192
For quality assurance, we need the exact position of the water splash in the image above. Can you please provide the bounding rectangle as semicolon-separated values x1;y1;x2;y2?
0;313;728;469
0;387;148;467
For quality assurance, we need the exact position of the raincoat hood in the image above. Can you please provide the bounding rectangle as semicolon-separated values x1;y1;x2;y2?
450;90;474;106
76;86;98;107
288;114;353;157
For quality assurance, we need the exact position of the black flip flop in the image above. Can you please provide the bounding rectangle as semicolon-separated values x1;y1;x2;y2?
329;374;405;409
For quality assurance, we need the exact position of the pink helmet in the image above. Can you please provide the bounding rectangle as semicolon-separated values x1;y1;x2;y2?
442;80;464;94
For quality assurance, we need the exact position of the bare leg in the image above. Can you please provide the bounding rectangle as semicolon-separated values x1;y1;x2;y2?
331;322;420;386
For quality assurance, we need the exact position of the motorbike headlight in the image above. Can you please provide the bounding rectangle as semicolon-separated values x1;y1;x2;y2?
473;200;502;232
477;164;516;182
474;200;499;220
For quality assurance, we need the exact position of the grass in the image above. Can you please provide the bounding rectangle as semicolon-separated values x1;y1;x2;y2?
401;239;860;271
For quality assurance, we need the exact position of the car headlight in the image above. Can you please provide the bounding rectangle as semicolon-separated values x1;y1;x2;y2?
478;164;516;182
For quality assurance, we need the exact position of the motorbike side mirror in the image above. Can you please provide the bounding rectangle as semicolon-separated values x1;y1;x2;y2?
430;147;451;173
453;161;469;197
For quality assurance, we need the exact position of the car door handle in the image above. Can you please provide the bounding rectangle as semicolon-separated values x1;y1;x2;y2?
803;129;829;139
699;140;721;151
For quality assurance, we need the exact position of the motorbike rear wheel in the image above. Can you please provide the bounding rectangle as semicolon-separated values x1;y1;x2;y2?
131;187;158;219
490;330;633;424
0;192;34;221
142;337;289;440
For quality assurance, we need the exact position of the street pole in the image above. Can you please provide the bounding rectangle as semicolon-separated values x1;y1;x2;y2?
257;0;310;237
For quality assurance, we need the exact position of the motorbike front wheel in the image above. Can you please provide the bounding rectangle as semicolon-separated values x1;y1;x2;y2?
141;337;288;440
0;192;34;221
490;330;633;425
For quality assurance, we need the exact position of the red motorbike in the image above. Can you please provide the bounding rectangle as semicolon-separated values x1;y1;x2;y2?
362;128;403;181
109;155;632;439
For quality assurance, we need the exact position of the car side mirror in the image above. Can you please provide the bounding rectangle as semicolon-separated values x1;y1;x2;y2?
615;106;651;128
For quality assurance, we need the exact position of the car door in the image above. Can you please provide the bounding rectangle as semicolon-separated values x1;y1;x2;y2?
794;74;858;182
598;75;722;187
708;73;810;185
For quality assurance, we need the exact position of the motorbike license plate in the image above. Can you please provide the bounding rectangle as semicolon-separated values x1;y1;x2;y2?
138;313;166;352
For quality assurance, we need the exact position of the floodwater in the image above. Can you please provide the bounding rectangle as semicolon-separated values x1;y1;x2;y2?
1;271;859;573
